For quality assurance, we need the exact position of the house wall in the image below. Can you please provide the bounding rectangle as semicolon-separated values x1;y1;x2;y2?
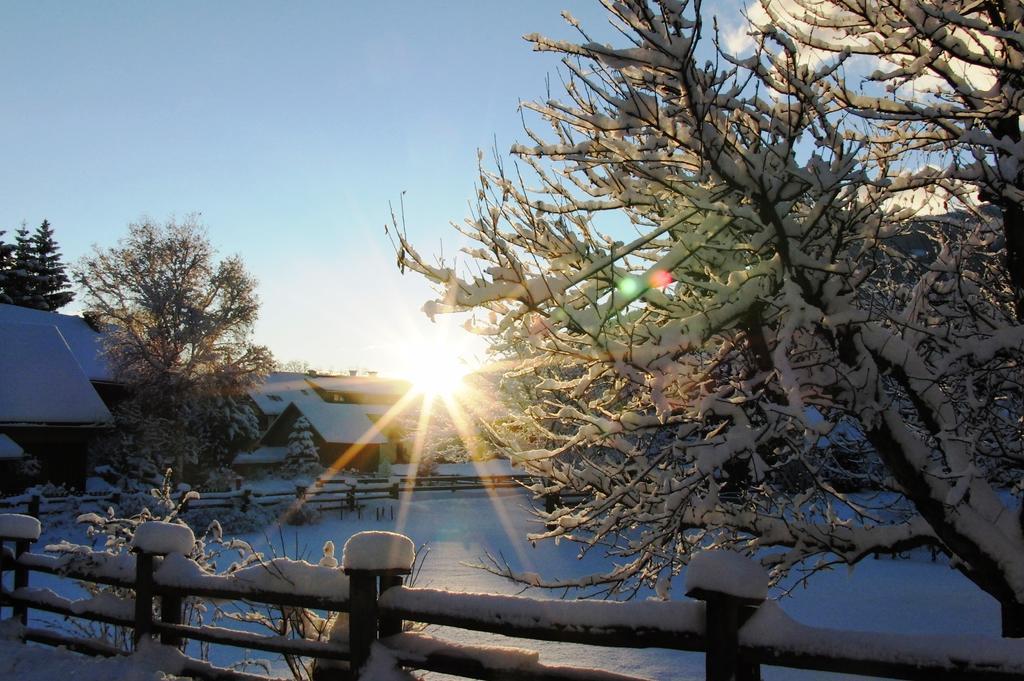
91;382;129;412
319;442;380;473
254;403;382;473
0;426;95;493
261;405;301;447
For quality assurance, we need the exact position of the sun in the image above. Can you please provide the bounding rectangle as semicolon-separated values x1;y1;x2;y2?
402;340;472;398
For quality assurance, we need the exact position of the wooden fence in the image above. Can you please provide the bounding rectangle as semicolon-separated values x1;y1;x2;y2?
0;474;535;519
3;518;1024;681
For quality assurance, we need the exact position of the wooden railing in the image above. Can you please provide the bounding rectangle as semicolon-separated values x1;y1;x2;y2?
3;519;1024;681
0;474;534;519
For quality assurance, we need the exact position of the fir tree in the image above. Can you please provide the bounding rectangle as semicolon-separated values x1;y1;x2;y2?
282;416;321;478
30;220;74;310
7;226;44;309
0;231;14;305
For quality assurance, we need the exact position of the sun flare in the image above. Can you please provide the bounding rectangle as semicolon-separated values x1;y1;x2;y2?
402;340;472;398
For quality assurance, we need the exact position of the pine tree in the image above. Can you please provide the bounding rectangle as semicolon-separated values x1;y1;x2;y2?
30;220;74;310
7;226;45;309
0;231;14;305
282;416;321;478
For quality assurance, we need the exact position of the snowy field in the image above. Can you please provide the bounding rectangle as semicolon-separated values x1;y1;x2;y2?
5;487;1003;681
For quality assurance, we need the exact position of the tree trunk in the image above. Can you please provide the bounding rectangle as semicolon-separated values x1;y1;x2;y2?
987;115;1024;320
1000;199;1024;321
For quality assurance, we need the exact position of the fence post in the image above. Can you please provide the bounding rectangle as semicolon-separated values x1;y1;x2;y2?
688;587;762;681
159;592;184;647
346;570;378;677
28;494;41;519
241;488;252;513
378;574;404;639
0;513;40;625
0;538;6;620
343;532;414;680
12;535;31;624
389;483;399;500
132;549;155;646
347;488;356;512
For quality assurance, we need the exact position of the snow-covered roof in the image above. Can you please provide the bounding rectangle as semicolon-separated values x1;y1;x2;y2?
288;395;389;445
234;446;288;465
248;372;317;417
0;434;23;460
305;374;410;397
0;322;113;425
0;304;114;382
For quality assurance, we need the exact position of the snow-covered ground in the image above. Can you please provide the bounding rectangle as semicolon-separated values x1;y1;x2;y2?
0;636;183;681
3;487;1003;680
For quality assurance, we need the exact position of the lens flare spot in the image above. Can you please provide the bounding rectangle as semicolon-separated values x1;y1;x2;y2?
649;269;673;288
617;276;642;297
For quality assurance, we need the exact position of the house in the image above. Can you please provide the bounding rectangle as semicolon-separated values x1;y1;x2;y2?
0;304;119;492
236;371;413;475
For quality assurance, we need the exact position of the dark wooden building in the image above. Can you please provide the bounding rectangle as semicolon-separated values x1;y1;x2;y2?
237;371;411;475
0;309;117;493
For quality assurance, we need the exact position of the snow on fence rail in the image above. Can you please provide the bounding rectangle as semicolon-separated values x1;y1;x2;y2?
3;518;1024;681
0;474;537;518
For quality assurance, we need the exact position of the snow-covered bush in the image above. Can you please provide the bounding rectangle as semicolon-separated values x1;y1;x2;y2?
282;501;322;527
57;470;262;653
415;456;438;478
181;502;275;535
395;0;1024;635
376;453;393;478
0;453;41;490
202;466;240;493
217;539;344;681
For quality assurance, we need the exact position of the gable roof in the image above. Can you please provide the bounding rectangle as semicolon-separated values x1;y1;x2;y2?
285;396;389;445
305;374;410;398
0;304;114;383
0;321;113;425
0;434;23;460
261;397;389;447
248;372;317;417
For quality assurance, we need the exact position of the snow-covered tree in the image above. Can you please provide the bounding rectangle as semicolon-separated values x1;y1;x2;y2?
282;416;322;478
75;216;274;482
0;230;15;305
755;0;1024;317
396;0;1024;635
0;221;74;310
5;225;44;308
30;219;74;310
189;395;262;474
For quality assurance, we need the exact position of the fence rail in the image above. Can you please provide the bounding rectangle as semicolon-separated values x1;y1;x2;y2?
0;474;536;518
2;514;1024;681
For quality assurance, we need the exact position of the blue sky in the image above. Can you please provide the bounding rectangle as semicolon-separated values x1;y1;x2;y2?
0;1;741;377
